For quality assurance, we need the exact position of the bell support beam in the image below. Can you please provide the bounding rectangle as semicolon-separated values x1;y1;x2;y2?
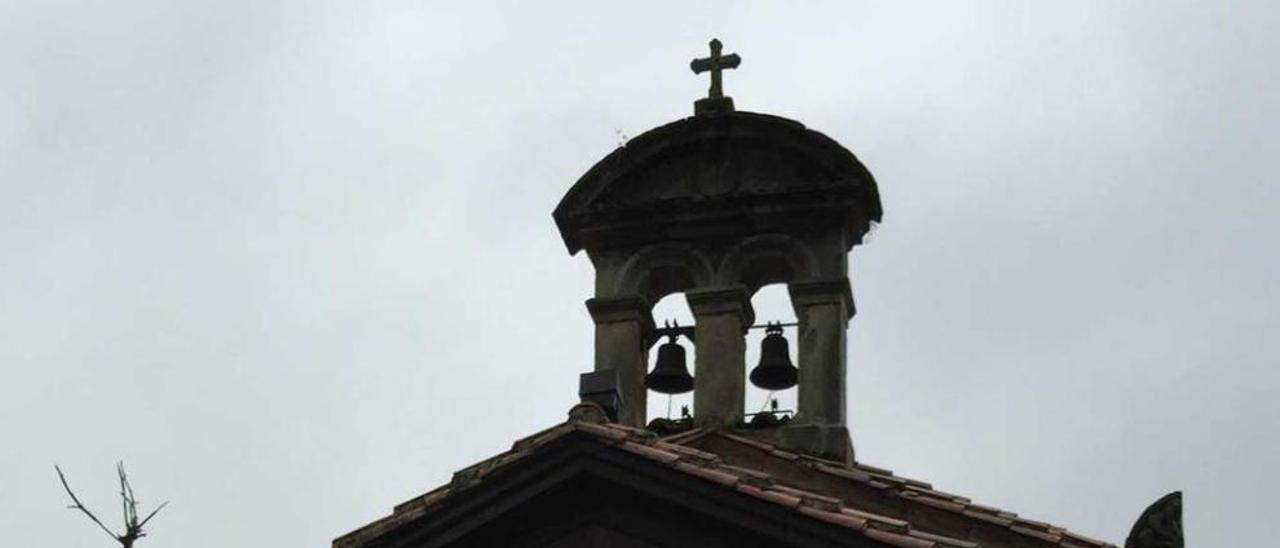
687;286;754;428
586;296;655;427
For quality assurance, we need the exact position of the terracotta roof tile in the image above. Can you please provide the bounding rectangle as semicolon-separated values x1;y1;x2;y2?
618;440;682;464
966;502;1011;515
687;429;1119;548
1010;524;1062;543
742;485;803;508
663;443;722;463
903;483;970;503
853;462;897;476
337;417;1116;548
392;485;450;514
770;448;801;460
571;420;632;441
800;494;843;513
1063;530;1113;546
658;427;710;445
908;529;980;548
816;463;874;483
863;527;939;548
843;507;909;529
962;507;1016;527
674;461;740;487
903;492;968;513
510;423;574;452
798;505;868;530
1015;517;1054;529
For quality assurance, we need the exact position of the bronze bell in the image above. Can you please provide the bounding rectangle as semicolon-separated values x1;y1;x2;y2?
646;335;694;394
750;323;797;390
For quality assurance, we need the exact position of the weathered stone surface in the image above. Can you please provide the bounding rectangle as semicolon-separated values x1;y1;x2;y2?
586;296;654;427
687;286;754;428
790;279;853;427
775;423;854;465
553;110;882;255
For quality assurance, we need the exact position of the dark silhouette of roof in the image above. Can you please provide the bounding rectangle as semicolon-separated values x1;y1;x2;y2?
334;410;1116;548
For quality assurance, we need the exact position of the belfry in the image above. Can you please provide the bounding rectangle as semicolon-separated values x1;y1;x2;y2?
555;38;878;463
335;40;1182;548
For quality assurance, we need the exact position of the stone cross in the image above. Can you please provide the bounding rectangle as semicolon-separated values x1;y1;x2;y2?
690;39;741;99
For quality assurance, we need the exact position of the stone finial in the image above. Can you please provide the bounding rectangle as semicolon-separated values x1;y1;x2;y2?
567;401;610;424
1126;491;1183;548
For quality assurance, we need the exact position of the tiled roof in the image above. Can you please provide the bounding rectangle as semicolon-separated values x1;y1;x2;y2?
335;412;1117;548
666;429;1116;548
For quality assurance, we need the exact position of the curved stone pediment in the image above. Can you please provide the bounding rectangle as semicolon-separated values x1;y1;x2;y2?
554;111;883;254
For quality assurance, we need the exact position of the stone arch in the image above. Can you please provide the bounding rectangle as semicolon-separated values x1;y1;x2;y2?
614;244;716;305
717;234;818;294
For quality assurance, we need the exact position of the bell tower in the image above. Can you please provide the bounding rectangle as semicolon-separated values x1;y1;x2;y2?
554;39;881;463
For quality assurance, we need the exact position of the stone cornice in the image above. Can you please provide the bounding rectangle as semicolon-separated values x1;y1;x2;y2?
585;296;655;330
788;278;856;320
686;285;755;328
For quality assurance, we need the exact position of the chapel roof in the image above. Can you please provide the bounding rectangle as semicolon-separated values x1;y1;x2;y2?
334;411;1116;548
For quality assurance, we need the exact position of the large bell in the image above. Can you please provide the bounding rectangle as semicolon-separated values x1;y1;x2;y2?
645;336;694;394
750;324;798;390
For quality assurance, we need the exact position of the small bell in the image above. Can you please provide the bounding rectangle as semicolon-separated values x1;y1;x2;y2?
646;335;694;394
750;323;797;390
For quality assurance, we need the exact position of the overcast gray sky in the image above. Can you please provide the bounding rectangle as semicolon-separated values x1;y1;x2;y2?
2;1;1276;546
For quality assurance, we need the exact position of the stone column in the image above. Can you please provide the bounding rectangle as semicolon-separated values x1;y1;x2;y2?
586;296;653;428
686;286;754;428
785;278;855;462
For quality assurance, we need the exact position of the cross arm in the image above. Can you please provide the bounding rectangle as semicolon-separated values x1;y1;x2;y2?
690;53;741;74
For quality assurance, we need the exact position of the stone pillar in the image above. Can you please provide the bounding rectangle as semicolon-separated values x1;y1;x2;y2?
785;278;855;462
686;286;754;428
586;296;653;428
